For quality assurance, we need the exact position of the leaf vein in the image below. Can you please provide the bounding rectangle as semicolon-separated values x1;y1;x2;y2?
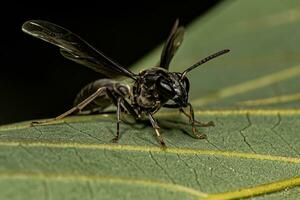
271;113;300;157
0;172;207;198
1;140;299;164
239;113;256;153
149;151;176;184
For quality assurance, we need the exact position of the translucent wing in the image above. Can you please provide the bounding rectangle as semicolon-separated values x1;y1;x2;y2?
22;20;136;79
158;19;185;70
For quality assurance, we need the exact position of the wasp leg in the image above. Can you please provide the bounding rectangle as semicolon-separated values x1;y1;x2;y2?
121;98;139;120
105;89;125;143
179;103;215;139
148;113;166;148
31;87;106;125
180;103;214;127
105;89;121;143
110;97;139;143
105;83;140;143
112;97;122;143
164;103;214;127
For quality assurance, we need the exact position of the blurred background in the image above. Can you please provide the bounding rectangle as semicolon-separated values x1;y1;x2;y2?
0;1;222;125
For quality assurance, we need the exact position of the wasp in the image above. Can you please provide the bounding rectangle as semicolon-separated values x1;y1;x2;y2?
22;19;229;147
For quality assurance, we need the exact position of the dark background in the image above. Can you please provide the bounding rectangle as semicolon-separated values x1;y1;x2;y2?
0;1;221;125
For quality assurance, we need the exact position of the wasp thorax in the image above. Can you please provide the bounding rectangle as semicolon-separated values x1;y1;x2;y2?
115;83;130;97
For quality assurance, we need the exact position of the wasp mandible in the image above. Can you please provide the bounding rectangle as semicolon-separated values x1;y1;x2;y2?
22;19;229;147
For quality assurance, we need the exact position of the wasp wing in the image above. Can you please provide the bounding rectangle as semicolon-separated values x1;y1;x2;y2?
22;20;136;79
158;19;185;70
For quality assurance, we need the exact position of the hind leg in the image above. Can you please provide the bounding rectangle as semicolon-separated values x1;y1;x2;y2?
31;87;106;125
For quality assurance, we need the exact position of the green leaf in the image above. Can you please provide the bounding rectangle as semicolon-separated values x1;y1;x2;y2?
2;0;300;199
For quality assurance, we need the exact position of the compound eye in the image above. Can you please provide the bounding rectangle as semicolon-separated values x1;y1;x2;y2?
160;80;172;92
181;76;190;92
157;78;174;98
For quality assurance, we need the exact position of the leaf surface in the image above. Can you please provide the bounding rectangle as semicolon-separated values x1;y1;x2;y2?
2;0;300;199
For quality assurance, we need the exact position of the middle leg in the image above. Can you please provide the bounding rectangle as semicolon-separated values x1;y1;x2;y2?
106;89;139;143
112;97;122;143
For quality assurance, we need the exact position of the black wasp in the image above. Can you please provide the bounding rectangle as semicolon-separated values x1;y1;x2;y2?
22;19;229;147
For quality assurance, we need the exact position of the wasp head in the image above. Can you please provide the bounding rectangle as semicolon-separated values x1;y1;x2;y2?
156;72;190;107
158;49;230;107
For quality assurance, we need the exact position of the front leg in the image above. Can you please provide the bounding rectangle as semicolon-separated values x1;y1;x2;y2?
163;103;213;139
180;103;214;139
180;103;215;127
164;103;214;127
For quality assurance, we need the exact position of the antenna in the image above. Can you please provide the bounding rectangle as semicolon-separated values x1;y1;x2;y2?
181;49;230;79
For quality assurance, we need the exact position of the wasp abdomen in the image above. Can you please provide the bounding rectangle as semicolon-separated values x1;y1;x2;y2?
74;79;116;113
